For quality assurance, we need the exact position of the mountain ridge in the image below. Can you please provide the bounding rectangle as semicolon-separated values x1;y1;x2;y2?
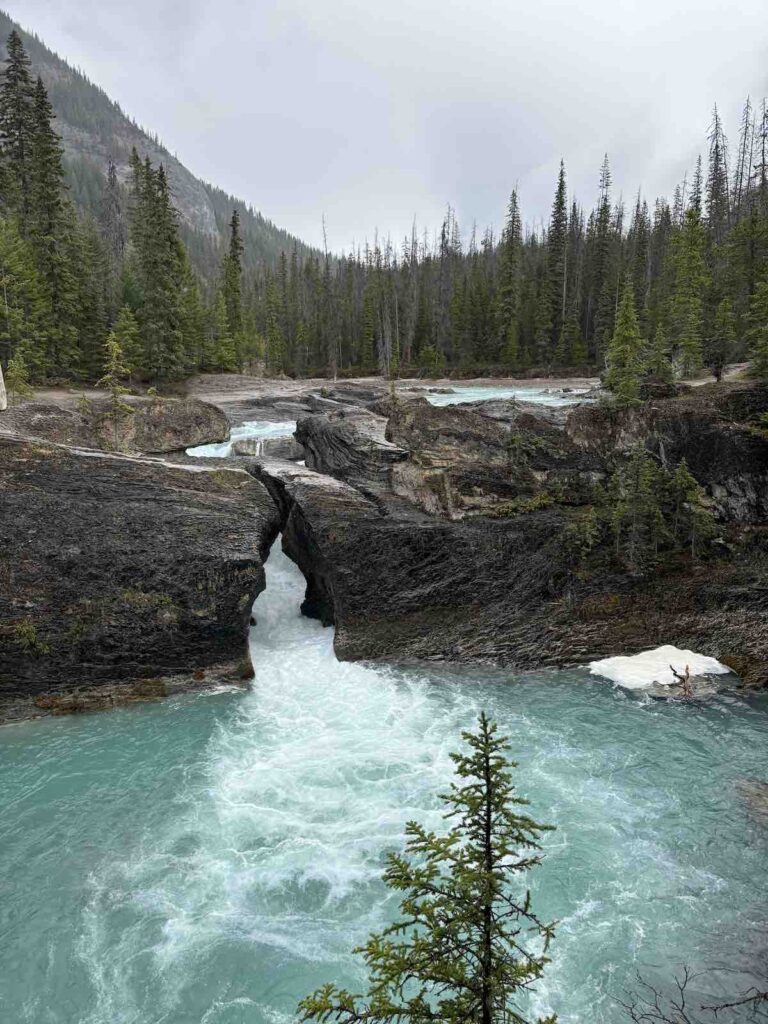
0;9;319;277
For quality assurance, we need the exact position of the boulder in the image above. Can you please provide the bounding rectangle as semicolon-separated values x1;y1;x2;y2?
0;436;280;720
0;396;229;454
296;409;409;492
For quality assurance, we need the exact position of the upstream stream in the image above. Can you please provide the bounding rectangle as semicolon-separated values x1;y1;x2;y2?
1;387;767;1023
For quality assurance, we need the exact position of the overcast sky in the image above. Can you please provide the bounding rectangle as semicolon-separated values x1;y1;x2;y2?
11;0;768;251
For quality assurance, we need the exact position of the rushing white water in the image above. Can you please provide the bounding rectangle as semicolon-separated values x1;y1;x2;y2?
419;384;590;407
2;390;765;1024
1;542;767;1024
188;419;297;458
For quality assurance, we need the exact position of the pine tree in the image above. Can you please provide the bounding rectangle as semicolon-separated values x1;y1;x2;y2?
669;198;708;377
605;282;644;404
644;324;674;385
97;328;133;448
99;159;126;318
0;30;35;227
669;460;716;558
210;291;238;371
28;75;79;374
5;347;32;402
547;162;569;350
0;216;48;376
747;277;768;378
707;298;736;381
222;208;244;339
496;190;522;366
109;304;142;378
706;105;731;245
127;155;188;381
299;713;556;1024
608;448;668;570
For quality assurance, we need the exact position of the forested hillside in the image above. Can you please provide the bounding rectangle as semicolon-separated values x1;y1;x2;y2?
0;9;317;280
1;11;767;388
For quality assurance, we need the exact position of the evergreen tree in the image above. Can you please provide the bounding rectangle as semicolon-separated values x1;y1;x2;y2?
608;449;668;570
99;159;126;318
547;161;568;350
4;346;31;402
28;74;79;374
747;277;768;378
222;208;244;338
707;298;735;381
645;324;674;385
496;190;522;366
706;106;730;245
209;290;238;371
299;713;556;1024
669;198;708;377
109;304;142;378
97;327;133;447
0;30;34;227
669;460;716;557
127;154;187;381
605;282;644;404
0;216;48;375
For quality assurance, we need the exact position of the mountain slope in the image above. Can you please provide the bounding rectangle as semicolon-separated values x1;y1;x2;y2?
0;10;318;276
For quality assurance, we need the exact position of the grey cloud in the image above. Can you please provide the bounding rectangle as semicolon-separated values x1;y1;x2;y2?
14;0;768;250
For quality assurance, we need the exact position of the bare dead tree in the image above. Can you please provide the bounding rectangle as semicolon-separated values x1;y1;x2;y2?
670;663;694;698
621;968;768;1024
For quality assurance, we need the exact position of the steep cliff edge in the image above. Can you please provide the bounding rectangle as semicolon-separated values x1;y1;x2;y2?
0;437;280;720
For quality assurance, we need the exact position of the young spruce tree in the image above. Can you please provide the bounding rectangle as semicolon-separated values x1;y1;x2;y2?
299;713;557;1024
605;282;644;404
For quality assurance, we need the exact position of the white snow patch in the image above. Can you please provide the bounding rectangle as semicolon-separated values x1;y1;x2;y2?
589;645;730;690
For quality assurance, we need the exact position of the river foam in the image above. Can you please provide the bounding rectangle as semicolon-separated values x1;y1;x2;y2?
1;543;766;1024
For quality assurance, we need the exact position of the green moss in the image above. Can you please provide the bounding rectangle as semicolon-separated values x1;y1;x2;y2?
11;618;50;656
486;493;554;517
121;589;173;610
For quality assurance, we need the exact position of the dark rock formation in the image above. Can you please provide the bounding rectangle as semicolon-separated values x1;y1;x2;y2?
0;436;280;720
0;396;229;454
296;409;409;496
259;384;768;683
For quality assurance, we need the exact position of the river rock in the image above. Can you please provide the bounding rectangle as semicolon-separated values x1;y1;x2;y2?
0;395;229;454
0;436;280;720
296;409;409;494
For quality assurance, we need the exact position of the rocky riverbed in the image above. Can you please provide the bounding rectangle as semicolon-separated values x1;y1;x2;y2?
1;374;767;721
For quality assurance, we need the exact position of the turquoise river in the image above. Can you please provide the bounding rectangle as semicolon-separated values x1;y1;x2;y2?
1;387;767;1023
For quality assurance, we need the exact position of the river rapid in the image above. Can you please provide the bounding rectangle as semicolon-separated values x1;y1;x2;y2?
1;388;767;1023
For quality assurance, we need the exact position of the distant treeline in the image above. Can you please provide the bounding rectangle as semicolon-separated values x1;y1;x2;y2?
1;23;767;384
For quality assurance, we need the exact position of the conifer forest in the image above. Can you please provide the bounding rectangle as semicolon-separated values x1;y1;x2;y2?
2;26;768;386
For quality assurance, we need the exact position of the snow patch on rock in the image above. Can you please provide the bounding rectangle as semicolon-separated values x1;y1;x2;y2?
589;645;730;690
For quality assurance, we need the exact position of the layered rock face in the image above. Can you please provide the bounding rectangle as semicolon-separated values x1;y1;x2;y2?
567;383;768;522
0;437;279;720
256;384;768;683
0;396;229;454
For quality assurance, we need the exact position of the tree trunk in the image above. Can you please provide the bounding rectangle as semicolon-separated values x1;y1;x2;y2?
0;362;7;412
482;745;493;1024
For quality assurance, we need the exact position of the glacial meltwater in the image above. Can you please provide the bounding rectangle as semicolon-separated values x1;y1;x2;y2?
1;543;767;1023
